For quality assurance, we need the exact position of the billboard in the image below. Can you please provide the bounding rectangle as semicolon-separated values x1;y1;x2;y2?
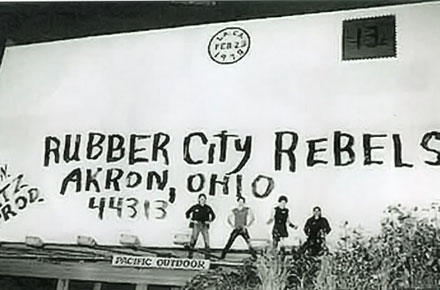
0;2;439;249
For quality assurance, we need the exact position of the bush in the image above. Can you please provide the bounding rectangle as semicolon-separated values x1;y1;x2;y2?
183;259;259;290
325;204;440;290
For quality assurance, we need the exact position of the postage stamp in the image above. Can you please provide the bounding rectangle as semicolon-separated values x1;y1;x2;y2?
342;15;396;61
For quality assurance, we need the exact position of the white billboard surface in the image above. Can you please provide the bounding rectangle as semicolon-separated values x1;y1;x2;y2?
0;2;439;248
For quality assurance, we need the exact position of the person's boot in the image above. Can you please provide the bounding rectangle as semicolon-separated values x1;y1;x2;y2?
220;251;226;260
188;247;194;259
280;246;286;260
250;248;257;260
204;248;211;260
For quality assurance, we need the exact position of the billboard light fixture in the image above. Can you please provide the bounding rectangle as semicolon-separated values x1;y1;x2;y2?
77;235;97;247
119;234;140;247
25;236;44;248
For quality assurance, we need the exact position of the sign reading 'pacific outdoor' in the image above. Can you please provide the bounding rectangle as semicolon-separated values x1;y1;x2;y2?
112;256;210;271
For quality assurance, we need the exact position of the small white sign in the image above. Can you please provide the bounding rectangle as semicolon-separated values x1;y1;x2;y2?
112;255;210;271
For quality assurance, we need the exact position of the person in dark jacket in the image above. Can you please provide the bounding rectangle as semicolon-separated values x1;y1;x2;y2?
185;193;216;259
303;206;331;256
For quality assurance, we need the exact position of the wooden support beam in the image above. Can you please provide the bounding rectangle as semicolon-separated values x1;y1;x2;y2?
93;282;102;290
135;284;148;290
0;258;196;286
56;279;69;290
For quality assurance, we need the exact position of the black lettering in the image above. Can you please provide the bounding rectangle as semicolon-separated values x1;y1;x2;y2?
44;136;61;166
421;131;440;166
334;131;355;166
86;133;105;160
144;200;150;219
152;133;170;165
126;171;142;188
197;260;206;269
393;134;414;168
0;182;11;203
147;170;168;190
307;138;328;167
85;168;102;192
187;174;205;192
107;134;125;163
207;144;216;164
105;168;124;191
209;174;229;196
28;188;41;203
60;168;82;195
88;197;105;220
213;130;238;162
109;197;123;218
363;134;387;165
0;164;8;182
235;174;242;198
154;200;168;219
227;136;252;174
183;132;208;165
252;175;274;199
168;187;176;204
126;197;138;218
15;196;27;210
13;174;27;194
129;134;150;165
1;204;17;221
274;131;298;172
63;134;81;163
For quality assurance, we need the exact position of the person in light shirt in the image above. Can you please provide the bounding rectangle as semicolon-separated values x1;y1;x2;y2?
220;196;257;260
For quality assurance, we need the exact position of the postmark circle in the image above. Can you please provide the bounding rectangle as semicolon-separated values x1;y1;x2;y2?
208;27;251;64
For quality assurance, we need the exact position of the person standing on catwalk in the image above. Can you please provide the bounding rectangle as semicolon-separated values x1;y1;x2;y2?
185;193;216;259
220;196;257;260
267;195;297;254
303;206;331;256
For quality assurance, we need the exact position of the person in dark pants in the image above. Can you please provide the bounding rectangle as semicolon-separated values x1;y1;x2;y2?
221;196;257;260
267;195;297;253
185;193;216;259
303;206;331;256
